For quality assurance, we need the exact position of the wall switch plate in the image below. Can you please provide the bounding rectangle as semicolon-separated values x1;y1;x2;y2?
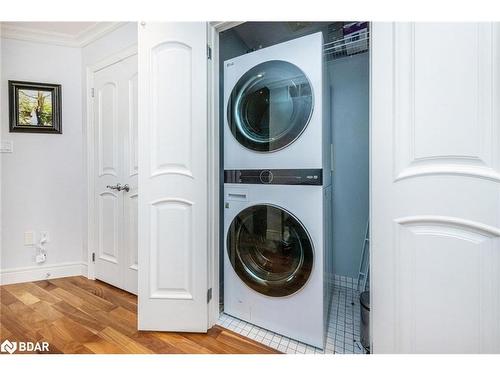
24;231;35;246
0;140;13;153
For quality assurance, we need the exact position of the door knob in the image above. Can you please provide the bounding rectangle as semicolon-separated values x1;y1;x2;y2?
106;183;130;192
107;183;122;191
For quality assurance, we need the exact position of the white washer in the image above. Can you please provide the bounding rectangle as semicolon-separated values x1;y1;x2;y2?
224;32;329;174
223;180;332;349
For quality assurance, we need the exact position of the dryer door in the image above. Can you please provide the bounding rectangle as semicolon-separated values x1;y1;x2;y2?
227;60;313;152
227;204;313;297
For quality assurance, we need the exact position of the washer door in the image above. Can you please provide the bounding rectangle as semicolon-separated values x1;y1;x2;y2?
227;60;313;152
227;204;314;297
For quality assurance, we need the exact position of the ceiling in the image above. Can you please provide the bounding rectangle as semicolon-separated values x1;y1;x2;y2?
0;22;126;47
231;22;334;51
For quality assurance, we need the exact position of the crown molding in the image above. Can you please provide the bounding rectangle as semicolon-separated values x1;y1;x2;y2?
76;22;128;47
0;22;128;48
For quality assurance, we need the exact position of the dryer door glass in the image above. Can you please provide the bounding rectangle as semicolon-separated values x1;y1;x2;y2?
227;60;313;152
227;204;313;297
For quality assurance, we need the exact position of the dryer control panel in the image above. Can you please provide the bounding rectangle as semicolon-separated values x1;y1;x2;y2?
224;169;323;186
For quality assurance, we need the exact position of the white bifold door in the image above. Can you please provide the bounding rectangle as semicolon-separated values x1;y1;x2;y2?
137;22;210;331
94;53;139;295
372;23;500;353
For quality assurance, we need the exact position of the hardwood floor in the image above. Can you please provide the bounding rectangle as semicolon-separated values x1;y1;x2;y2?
0;276;279;354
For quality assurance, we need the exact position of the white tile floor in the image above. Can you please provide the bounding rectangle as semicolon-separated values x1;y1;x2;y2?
218;276;367;354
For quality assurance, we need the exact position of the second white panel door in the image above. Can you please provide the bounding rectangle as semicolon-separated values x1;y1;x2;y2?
94;52;138;294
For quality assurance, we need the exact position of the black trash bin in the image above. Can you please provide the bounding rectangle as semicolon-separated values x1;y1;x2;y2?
360;291;370;353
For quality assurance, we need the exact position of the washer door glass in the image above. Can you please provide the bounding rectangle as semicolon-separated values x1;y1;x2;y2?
227;204;313;297
227;60;313;152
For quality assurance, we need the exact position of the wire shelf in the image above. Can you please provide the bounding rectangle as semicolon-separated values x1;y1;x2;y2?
324;30;369;60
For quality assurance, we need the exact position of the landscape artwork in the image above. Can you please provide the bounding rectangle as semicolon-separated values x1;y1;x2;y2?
9;80;62;134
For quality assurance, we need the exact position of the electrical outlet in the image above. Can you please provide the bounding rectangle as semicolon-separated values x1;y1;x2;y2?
40;231;49;243
24;231;35;246
36;253;47;264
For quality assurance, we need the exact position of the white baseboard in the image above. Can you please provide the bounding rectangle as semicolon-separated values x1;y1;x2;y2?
0;262;88;285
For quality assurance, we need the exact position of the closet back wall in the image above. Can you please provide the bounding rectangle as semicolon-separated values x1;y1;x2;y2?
328;52;369;279
1;38;83;274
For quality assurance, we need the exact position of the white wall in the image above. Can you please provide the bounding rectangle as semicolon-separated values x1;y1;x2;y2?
1;38;83;275
81;22;137;265
0;23;137;284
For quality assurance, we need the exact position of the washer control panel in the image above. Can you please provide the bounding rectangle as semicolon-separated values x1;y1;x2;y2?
224;169;323;186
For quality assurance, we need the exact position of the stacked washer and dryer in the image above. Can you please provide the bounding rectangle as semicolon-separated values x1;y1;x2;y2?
223;32;332;349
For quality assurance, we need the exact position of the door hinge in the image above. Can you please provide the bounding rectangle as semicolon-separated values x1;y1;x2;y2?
207;288;212;303
207;45;212;60
91;88;95;98
331;143;335;173
92;252;95;262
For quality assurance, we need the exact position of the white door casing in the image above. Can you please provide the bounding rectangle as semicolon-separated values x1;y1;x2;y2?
138;22;209;331
122;55;139;295
93;53;138;294
371;23;500;353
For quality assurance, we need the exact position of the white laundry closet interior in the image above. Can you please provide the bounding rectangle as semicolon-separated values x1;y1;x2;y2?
218;22;370;354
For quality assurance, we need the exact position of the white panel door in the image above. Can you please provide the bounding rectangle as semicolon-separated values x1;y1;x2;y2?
138;22;209;331
94;62;123;289
94;53;138;294
371;23;500;353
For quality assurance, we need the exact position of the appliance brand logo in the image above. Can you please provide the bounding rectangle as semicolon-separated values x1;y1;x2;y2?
227;62;235;67
0;339;49;354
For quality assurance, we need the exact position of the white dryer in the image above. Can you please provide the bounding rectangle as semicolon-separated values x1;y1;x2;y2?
224;32;330;174
223;171;332;349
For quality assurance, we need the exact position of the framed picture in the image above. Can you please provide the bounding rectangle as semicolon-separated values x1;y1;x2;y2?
9;80;62;134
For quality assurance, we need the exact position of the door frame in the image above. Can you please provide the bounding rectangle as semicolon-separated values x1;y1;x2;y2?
206;21;244;327
206;21;373;351
85;44;138;281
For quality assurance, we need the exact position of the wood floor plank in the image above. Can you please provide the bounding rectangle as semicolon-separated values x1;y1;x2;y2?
131;332;185;354
49;278;116;312
68;277;137;312
98;327;154;354
37;319;94;354
30;300;65;323
24;283;62;305
51;300;107;334
152;331;214;354
50;287;91;310
4;284;41;305
32;280;58;292
4;300;48;331
0;288;19;306
92;308;138;337
50;316;101;344
0;307;45;343
179;330;253;354
214;329;280;354
0;320;13;339
0;277;280;354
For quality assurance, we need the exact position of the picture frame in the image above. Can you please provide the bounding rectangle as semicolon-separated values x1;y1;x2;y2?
8;80;62;134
